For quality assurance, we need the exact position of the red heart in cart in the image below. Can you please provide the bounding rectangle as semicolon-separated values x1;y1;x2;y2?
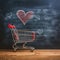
16;10;34;25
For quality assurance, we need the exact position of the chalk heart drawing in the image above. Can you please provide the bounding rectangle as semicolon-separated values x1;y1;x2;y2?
16;10;34;25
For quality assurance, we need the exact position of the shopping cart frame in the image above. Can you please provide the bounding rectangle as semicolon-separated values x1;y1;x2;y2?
10;28;35;52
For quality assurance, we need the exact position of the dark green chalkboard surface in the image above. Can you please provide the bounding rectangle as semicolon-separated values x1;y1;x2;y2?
0;0;60;49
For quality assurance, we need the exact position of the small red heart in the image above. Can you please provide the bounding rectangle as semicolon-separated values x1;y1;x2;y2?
16;10;34;25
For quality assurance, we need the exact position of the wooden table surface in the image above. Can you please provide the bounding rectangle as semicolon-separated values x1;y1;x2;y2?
0;49;60;60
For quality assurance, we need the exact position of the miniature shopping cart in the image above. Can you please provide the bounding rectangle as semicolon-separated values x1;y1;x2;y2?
8;24;35;51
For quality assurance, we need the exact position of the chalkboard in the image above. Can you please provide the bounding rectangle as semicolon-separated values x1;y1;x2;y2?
0;0;60;49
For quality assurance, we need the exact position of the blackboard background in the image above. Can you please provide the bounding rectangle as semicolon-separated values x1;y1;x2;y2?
0;0;60;49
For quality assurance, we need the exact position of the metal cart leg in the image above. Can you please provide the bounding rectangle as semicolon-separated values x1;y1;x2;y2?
22;43;35;52
12;43;17;52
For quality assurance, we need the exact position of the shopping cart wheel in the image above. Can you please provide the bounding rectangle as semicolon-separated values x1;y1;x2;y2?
13;48;17;52
30;47;35;52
